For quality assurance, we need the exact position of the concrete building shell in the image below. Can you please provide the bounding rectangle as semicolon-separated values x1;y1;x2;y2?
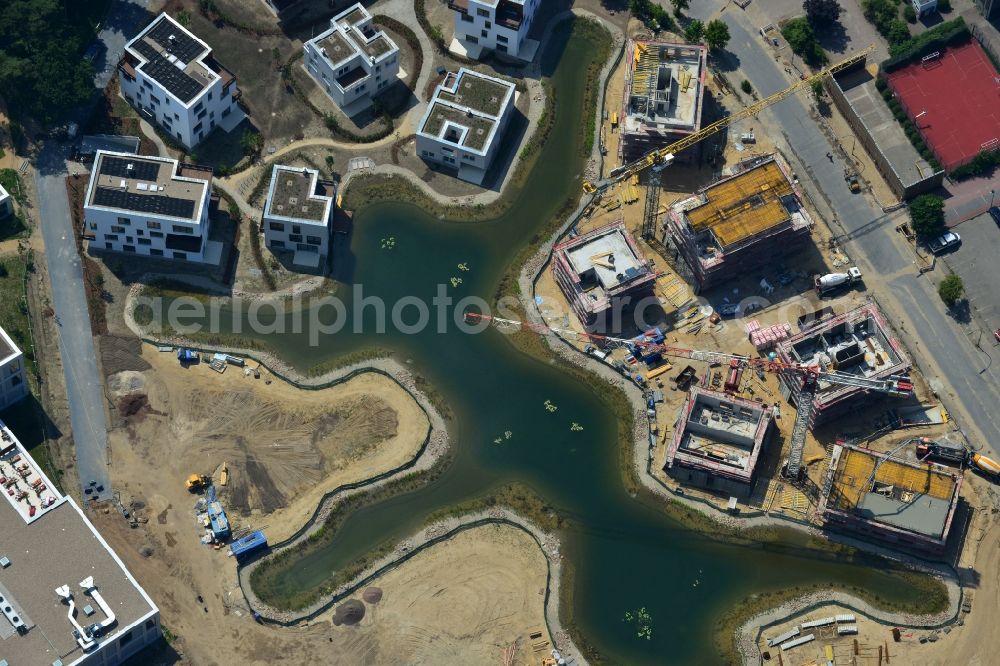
663;387;773;497
663;153;813;291
775;302;911;426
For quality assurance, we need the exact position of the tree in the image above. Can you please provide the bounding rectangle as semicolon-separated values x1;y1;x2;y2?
810;79;825;98
671;0;690;18
887;19;910;45
740;80;753;94
704;19;731;51
240;130;263;155
0;0;98;126
909;194;945;236
903;5;917;23
782;17;828;67
938;273;964;307
684;20;705;44
804;0;842;27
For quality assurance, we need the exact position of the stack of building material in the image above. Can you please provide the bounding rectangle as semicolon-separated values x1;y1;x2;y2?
749;322;792;351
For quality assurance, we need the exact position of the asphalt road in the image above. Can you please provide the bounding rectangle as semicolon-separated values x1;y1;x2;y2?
721;13;1000;455
34;143;112;500
29;0;153;500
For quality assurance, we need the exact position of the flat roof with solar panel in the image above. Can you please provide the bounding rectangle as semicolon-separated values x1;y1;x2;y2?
124;13;219;106
85;151;210;223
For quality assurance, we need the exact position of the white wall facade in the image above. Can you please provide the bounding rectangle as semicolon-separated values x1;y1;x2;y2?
452;0;538;57
0;183;12;219
0;327;27;412
118;13;242;150
84;152;212;264
303;3;400;110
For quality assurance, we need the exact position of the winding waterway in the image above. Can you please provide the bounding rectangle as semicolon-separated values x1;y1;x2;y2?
155;21;937;664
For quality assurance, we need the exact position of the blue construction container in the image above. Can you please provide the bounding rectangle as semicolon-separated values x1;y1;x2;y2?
207;501;230;540
230;531;268;562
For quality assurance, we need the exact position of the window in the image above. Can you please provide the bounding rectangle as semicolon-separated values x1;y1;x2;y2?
145;619;156;630
105;242;114;250
105;233;119;241
117;216;131;225
172;225;193;234
467;36;479;44
173;252;187;260
271;240;285;248
89;223;97;230
477;8;489;16
124;245;136;252
142;79;152;90
11;375;21;387
289;233;303;242
125;237;134;244
150;231;164;238
139;238;152;246
150;249;163;256
119;631;133;647
497;34;508;43
485;21;492;28
462;154;476;162
208;92;213;101
193;121;203;133
306;235;322;245
497;44;507;53
174;112;180;120
197;108;207;120
461;13;473;22
146;220;161;230
222;106;231;118
111;225;126;233
194;101;204;113
268;222;285;231
292;225;302;234
150;94;160;105
481;29;488;38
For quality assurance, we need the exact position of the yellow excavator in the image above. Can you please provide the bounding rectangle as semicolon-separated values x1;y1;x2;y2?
186;474;210;492
584;45;875;193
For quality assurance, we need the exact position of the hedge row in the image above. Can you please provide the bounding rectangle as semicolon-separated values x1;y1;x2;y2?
883;17;969;68
373;15;425;93
950;148;1000;180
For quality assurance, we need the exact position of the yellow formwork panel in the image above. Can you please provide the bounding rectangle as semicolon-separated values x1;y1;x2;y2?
685;160;794;248
832;447;957;511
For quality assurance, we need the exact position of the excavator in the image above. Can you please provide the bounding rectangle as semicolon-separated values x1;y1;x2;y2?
583;44;876;194
186;474;211;492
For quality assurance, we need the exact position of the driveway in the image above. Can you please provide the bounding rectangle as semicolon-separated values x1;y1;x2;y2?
720;11;1000;456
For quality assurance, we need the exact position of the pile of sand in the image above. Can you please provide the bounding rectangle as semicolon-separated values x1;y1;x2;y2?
332;599;366;626
362;587;382;604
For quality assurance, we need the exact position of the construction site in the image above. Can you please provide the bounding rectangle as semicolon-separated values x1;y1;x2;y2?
663;153;816;291
618;39;707;164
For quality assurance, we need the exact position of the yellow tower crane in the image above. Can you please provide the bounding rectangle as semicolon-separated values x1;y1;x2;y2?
583;44;875;193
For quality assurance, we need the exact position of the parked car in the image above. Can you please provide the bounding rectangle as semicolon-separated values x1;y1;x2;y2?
994;328;1000;344
83;40;105;65
989;206;1000;226
927;231;961;255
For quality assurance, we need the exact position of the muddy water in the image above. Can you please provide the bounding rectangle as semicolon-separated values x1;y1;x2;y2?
162;22;935;664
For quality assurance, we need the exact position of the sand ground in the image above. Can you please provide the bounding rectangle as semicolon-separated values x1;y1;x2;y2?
91;500;551;665
108;344;430;544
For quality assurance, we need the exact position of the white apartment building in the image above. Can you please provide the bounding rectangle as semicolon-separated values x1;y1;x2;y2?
0;325;27;412
84;150;221;264
117;13;245;150
0;182;12;219
262;165;336;268
448;0;540;61
304;3;402;114
416;68;516;184
0;420;161;666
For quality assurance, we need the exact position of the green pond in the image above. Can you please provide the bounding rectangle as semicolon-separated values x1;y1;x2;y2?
153;21;938;664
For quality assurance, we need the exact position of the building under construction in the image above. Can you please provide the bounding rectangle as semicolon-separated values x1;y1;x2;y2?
663;154;814;291
551;220;657;325
818;443;963;553
619;40;707;163
775;302;910;427
663;387;773;497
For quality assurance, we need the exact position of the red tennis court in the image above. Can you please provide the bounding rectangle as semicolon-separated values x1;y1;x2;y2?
885;39;1000;171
